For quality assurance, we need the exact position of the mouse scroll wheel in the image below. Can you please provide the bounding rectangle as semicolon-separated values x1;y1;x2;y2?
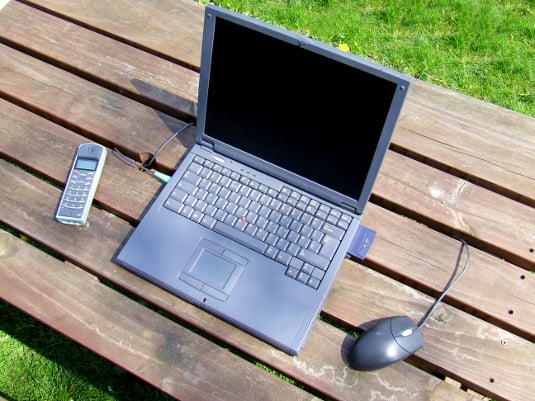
400;328;414;337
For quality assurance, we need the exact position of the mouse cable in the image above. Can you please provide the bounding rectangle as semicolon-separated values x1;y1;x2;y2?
143;123;195;169
416;238;470;329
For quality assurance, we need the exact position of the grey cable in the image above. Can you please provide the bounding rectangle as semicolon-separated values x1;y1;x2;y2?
144;123;194;168
417;238;470;329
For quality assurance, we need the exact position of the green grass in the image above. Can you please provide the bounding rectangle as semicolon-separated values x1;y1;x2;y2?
213;0;534;117
1;1;533;400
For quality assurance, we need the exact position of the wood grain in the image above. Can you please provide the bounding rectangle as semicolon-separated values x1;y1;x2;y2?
1;1;534;400
21;0;205;69
0;1;198;120
1;39;534;272
2;46;532;396
0;231;314;401
0;43;195;171
0;160;486;401
2;96;534;342
396;80;535;207
23;0;535;206
375;151;535;270
2;4;534;272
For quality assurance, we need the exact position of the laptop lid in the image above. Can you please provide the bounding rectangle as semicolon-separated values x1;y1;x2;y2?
115;5;413;356
197;5;411;215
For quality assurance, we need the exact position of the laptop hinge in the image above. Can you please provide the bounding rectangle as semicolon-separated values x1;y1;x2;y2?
201;141;215;152
341;202;359;215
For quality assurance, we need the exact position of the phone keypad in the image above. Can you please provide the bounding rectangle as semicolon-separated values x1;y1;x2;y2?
58;170;95;217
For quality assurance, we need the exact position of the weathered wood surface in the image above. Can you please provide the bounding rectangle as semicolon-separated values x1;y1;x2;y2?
0;159;484;401
0;0;199;120
14;0;535;207
3;1;534;270
0;230;315;401
1;1;534;401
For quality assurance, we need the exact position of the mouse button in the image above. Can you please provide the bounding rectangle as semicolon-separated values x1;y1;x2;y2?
395;327;424;354
348;338;390;371
390;316;418;337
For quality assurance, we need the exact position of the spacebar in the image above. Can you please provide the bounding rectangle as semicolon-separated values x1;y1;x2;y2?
213;222;269;253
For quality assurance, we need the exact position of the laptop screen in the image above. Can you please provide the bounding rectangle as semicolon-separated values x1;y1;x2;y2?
199;13;409;213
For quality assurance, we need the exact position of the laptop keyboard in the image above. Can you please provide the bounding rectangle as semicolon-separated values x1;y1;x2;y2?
163;155;352;290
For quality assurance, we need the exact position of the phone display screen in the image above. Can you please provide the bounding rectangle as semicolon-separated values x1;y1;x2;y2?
75;158;98;171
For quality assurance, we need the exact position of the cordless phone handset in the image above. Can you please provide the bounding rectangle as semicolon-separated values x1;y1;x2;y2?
55;143;107;225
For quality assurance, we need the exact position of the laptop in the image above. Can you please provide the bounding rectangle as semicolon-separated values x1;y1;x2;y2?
115;4;411;355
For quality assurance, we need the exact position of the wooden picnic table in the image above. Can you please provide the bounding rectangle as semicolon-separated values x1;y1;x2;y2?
1;1;534;400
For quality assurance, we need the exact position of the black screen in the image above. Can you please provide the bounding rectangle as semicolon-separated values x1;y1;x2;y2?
205;18;397;201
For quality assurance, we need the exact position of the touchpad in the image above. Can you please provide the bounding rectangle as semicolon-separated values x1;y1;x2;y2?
190;249;235;288
179;238;247;301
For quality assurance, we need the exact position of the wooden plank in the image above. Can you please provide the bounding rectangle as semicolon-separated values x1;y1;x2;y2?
22;0;535;207
3;99;534;342
0;3;533;400
0;160;484;401
0;43;196;172
1;35;534;272
0;98;161;222
3;94;534;339
2;4;533;272
0;1;198;121
2;64;535;322
3;124;533;400
396;80;535;207
0;232;315;401
4;104;529;400
5;36;535;332
324;263;535;401
20;0;205;69
361;204;535;340
375;151;535;270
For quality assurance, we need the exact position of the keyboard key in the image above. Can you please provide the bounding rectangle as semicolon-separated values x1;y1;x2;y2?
234;218;247;231
190;210;203;223
296;271;310;284
200;215;217;229
289;257;303;269
307;277;321;290
275;251;291;265
285;266;299;279
258;184;269;193
301;263;314;275
180;205;194;219
297;248;329;269
275;238;289;252
321;222;345;241
307;240;321;253
286;243;300;256
319;235;340;260
164;197;182;213
182;170;201;185
244;223;257;237
311;267;325;280
223;214;237;226
213;221;268;253
169;188;188;202
176;180;196;195
265;245;278;259
265;233;278;246
253;228;268;242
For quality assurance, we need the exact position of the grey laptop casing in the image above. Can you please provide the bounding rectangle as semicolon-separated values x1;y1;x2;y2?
115;4;411;355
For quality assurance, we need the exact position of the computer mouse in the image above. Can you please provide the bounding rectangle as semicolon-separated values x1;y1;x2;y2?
347;316;424;371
